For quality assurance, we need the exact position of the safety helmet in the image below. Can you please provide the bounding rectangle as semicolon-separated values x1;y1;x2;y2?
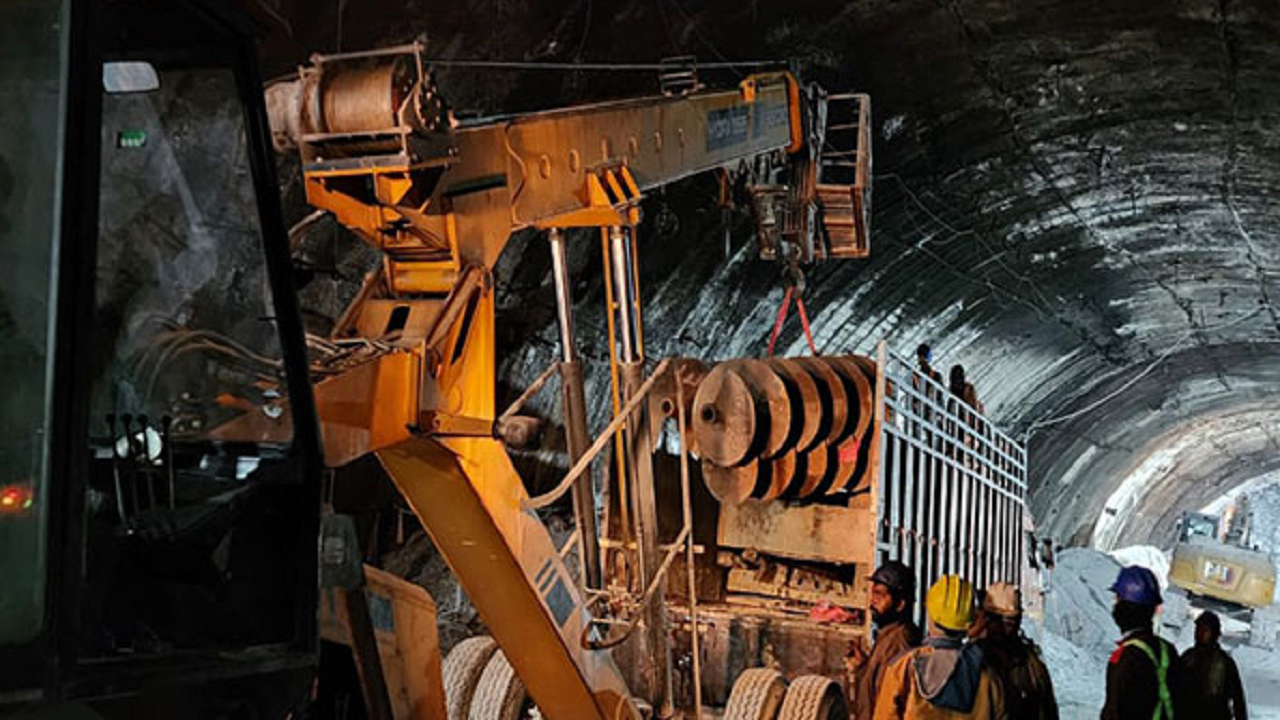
1109;566;1163;606
870;561;916;600
982;582;1022;617
926;575;976;631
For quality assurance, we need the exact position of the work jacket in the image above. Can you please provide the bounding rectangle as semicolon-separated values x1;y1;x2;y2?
1180;643;1247;720
854;619;922;720
978;635;1058;720
873;636;1007;720
1101;628;1182;720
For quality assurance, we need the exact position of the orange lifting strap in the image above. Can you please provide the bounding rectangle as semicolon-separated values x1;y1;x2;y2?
766;285;819;357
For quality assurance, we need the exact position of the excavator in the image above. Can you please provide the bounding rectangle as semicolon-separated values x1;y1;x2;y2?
1166;503;1278;648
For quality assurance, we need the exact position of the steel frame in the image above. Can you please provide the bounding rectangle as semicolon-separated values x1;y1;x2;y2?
874;342;1028;616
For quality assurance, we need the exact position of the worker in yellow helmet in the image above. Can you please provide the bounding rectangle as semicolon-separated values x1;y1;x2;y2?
873;576;1006;720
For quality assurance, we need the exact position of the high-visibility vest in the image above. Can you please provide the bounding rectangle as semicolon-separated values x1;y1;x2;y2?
1123;638;1175;720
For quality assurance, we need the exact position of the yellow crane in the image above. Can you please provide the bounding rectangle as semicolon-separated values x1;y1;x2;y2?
256;42;872;719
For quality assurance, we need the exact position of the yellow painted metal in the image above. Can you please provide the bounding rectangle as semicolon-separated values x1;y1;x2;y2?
537;165;643;230
376;437;637;720
320;564;449;720
313;351;419;468
297;69;810;719
388;261;458;295
301;74;796;278
1169;539;1276;609
599;227;632;567
434;284;496;420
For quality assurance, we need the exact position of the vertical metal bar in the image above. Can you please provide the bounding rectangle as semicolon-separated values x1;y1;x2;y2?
611;227;638;364
953;456;963;576
918;440;931;617
1006;493;1014;582
549;229;603;591
627;224;646;360
549;229;576;366
984;484;993;587
895;434;908;560
612;224;673;716
1001;482;1008;582
879;425;892;558
959;460;971;582
1017;443;1027;587
969;470;978;582
931;418;943;580
947;440;957;573
969;464;978;582
675;375;702;720
1005;476;1013;582
871;341;888;625
988;466;998;584
903;430;917;571
990;460;999;583
600;228;631;573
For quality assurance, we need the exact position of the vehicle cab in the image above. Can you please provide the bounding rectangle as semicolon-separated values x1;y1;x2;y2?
0;0;322;715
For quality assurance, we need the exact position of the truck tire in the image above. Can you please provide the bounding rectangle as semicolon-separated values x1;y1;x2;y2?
443;636;499;720
468;650;530;720
777;675;846;720
724;667;788;720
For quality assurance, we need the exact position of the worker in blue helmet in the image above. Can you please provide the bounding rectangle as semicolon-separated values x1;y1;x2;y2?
1101;566;1183;720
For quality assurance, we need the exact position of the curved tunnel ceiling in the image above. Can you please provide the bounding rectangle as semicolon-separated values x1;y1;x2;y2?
273;0;1280;546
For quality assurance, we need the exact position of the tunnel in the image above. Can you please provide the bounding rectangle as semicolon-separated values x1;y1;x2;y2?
7;0;1280;716
268;0;1280;552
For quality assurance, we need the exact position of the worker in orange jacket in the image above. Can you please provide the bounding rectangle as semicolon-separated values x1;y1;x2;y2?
851;561;922;720
873;575;1006;720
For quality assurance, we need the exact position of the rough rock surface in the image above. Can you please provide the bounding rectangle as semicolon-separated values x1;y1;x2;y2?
1042;548;1123;652
267;0;1280;546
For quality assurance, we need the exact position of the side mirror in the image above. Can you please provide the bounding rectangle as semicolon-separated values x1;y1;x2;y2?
103;61;159;94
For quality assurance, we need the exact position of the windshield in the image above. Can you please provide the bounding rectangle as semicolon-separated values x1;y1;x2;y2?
93;67;291;442
77;62;305;657
0;0;68;646
1184;514;1219;541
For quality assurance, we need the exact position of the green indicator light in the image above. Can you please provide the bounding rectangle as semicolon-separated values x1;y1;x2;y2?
117;130;148;148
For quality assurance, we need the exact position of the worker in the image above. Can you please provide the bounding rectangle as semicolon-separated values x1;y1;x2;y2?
948;365;984;415
874;575;1006;720
971;584;1058;720
851;561;922;720
948;364;968;406
1102;565;1182;720
1038;538;1056;594
1180;611;1247;720
913;344;944;431
916;343;943;389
